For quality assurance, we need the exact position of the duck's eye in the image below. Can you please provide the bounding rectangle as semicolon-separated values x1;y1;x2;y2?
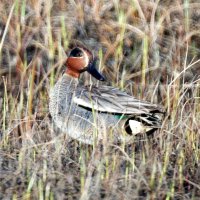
76;52;83;57
70;48;83;57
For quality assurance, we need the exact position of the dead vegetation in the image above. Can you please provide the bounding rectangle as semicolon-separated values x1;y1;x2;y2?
0;0;200;199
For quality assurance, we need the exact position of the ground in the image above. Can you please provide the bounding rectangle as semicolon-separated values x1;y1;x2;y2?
0;0;200;199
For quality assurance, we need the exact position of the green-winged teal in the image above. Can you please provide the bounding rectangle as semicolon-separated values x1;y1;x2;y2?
49;46;164;144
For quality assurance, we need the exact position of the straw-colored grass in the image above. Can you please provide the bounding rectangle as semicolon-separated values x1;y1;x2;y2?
0;0;200;199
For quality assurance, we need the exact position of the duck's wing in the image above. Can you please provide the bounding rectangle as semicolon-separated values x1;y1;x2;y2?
74;84;164;114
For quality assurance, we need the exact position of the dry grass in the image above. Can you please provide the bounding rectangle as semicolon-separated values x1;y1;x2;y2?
0;0;200;199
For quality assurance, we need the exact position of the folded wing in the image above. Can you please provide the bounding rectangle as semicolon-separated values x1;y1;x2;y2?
74;84;164;115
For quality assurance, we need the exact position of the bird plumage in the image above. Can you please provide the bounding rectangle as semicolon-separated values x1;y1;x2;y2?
49;46;165;144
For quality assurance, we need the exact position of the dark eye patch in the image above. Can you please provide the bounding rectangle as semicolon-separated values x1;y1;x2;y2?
70;48;83;57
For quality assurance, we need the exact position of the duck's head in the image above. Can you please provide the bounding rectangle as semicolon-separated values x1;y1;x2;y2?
66;47;105;81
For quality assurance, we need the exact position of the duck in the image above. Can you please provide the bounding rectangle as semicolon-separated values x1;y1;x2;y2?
49;46;165;145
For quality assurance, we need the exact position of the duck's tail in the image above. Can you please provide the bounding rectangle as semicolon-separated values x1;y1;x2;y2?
124;113;164;135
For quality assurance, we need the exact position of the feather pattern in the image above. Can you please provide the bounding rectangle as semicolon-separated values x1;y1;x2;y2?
49;74;165;145
49;46;165;144
74;84;164;115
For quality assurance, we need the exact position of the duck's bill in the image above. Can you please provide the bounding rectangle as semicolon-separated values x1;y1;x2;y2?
87;58;105;81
